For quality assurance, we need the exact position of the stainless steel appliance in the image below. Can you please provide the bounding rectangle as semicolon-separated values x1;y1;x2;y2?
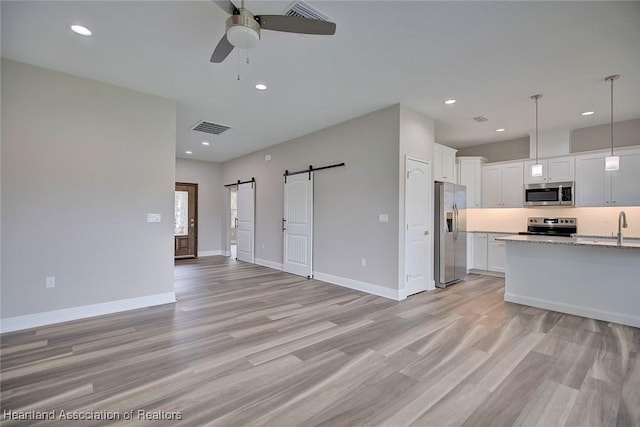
518;216;577;237
524;181;574;206
434;182;466;288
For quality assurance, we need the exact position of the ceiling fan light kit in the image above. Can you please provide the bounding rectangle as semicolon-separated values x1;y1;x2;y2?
210;0;336;63
226;12;260;49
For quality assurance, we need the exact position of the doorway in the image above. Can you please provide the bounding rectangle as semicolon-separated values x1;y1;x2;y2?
236;181;255;263
175;182;198;258
229;187;237;258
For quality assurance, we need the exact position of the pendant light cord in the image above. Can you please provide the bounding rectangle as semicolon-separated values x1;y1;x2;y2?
530;94;542;164
535;97;539;163
605;75;620;156
610;76;614;156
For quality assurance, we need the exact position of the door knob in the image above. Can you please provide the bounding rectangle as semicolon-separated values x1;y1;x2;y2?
424;231;430;235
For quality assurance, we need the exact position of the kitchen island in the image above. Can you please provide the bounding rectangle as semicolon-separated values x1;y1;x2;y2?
497;234;640;328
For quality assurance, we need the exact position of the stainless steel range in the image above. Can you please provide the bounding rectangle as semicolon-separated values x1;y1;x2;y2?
519;217;577;237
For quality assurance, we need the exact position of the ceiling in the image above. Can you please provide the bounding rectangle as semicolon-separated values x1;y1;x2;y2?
2;1;639;162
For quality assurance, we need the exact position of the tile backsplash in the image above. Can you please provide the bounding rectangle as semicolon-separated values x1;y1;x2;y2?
467;207;640;237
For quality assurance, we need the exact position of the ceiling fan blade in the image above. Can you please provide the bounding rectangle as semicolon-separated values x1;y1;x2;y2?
210;34;234;63
256;15;336;35
213;0;239;15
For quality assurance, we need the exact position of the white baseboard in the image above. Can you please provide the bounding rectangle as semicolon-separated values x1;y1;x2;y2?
255;258;283;271
504;293;640;328
313;272;402;301
198;250;226;257
0;292;177;333
469;269;505;278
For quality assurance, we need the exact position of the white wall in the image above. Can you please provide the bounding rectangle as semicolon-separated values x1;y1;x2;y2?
222;105;401;294
398;106;436;292
175;159;225;256
1;60;176;327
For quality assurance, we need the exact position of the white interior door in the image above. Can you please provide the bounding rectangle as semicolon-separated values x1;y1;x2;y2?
236;182;255;263
283;173;313;278
405;158;432;296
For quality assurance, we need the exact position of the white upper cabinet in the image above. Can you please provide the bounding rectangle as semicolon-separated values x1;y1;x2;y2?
575;148;640;207
482;161;524;208
523;156;575;184
457;157;486;208
434;143;457;183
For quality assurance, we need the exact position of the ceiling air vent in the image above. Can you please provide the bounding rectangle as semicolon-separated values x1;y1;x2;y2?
473;116;488;123
283;1;331;21
191;120;230;135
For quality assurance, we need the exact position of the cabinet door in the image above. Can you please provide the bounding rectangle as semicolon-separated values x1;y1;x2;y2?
435;144;456;183
481;166;501;208
487;234;506;273
433;145;444;182
440;150;456;183
459;158;482;208
611;151;640;206
472;233;488;270
575;153;609;206
501;162;524;208
548;156;575;182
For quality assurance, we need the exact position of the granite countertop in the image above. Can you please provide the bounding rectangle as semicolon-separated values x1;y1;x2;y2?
496;234;640;250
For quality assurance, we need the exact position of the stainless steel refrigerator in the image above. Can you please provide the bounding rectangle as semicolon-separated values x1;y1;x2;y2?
434;182;467;288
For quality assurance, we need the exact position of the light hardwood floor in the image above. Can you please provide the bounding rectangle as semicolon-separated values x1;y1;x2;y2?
1;256;639;426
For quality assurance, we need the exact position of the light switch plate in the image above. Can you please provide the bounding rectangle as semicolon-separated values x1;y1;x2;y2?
265;154;272;161
379;214;389;223
147;213;161;223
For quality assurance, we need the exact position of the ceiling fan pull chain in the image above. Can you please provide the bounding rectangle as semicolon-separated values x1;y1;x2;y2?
237;48;241;81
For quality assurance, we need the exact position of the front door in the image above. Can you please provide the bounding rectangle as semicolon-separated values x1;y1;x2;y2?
405;158;431;296
236;181;255;263
175;182;198;258
283;173;313;278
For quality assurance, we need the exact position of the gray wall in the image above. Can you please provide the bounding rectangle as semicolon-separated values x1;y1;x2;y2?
222;105;401;290
456;136;530;162
571;118;640;153
175;159;225;256
1;60;176;318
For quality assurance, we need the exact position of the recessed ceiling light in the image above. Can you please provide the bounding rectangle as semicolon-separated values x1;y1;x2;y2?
185;151;193;155
70;24;92;36
496;128;506;132
444;99;456;105
581;111;595;116
202;141;210;146
255;83;268;91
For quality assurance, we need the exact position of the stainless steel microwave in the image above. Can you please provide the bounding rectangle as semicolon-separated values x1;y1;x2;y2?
524;181;574;206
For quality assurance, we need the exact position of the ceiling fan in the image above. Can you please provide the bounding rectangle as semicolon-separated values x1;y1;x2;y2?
210;0;336;63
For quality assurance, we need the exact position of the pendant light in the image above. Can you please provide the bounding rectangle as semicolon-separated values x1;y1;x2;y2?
604;74;620;171
530;94;543;177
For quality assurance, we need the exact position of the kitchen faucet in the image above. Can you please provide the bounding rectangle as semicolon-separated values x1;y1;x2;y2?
617;211;628;245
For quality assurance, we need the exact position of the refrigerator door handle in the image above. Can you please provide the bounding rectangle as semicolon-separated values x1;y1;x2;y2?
453;203;458;241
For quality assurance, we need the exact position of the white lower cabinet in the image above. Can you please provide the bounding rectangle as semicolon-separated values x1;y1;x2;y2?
487;234;506;273
469;232;508;274
472;233;488;270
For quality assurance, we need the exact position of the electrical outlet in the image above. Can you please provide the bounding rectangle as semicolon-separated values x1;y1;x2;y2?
379;214;389;223
265;154;272;161
46;276;55;288
147;213;161;223
361;258;366;267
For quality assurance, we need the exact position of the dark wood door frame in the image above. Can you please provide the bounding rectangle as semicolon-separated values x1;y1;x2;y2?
175;182;198;259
